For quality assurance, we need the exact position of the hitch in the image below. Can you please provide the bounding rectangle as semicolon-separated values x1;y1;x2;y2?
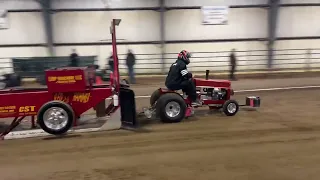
143;107;156;119
142;102;157;119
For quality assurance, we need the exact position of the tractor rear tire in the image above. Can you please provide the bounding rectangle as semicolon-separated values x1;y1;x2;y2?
150;89;161;106
37;101;75;135
222;100;239;116
156;93;186;123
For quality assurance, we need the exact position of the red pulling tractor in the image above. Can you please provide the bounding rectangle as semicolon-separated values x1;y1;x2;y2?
143;71;261;123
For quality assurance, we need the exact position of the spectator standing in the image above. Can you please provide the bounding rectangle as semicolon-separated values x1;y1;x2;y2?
108;53;114;72
229;48;237;80
126;49;136;84
69;49;79;67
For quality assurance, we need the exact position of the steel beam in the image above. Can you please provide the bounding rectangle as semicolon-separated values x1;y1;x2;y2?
39;0;55;56
267;0;280;69
159;0;166;73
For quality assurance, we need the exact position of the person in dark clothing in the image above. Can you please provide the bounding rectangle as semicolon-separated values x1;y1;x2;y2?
108;53;114;72
69;49;79;67
229;48;237;80
165;50;201;106
126;49;136;84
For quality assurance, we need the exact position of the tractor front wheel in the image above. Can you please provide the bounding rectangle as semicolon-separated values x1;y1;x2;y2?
222;100;239;116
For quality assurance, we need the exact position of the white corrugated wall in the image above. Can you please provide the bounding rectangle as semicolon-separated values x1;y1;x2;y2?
0;0;319;73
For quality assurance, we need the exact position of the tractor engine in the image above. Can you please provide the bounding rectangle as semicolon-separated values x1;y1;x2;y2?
196;87;227;100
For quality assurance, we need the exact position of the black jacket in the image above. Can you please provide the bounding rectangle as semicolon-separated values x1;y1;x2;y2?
126;52;135;67
165;59;192;89
108;55;114;69
70;53;79;67
230;53;236;66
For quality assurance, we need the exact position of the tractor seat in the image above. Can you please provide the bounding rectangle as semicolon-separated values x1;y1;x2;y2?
120;79;130;88
160;87;177;92
120;82;130;88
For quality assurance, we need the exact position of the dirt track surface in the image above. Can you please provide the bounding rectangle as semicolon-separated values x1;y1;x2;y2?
1;76;320;180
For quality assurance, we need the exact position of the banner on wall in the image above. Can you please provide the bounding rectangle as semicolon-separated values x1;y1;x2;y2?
201;6;229;25
0;9;9;29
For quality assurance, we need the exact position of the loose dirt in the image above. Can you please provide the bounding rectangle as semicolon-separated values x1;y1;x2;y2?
1;87;320;180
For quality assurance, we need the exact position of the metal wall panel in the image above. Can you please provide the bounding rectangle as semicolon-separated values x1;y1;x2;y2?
0;12;46;44
165;8;267;40
53;11;160;43
52;0;159;9
166;0;266;7
277;7;320;37
0;0;41;10
281;0;320;4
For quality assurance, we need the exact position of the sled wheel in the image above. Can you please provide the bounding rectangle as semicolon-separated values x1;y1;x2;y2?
222;100;239;116
37;101;75;135
156;93;186;123
150;89;161;106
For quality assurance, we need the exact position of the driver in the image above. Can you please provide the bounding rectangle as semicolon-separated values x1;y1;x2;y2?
165;50;201;106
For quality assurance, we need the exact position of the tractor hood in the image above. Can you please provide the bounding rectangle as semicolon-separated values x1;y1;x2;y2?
194;78;231;88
